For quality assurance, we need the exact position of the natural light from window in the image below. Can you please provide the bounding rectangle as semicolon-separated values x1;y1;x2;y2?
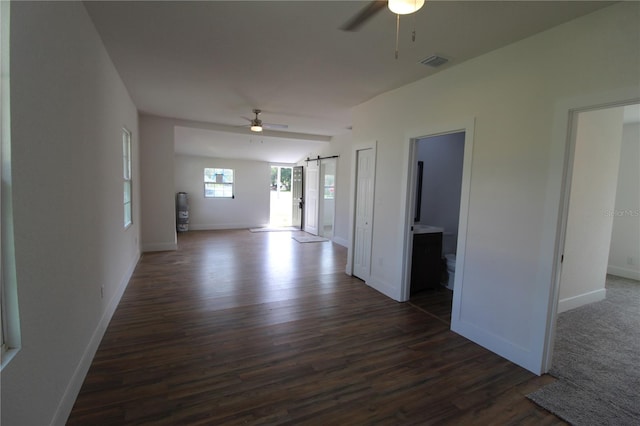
204;168;234;198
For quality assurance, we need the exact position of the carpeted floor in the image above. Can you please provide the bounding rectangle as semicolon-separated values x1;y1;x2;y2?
528;275;640;425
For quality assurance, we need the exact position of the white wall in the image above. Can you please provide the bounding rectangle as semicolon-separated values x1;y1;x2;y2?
350;2;639;373
174;154;270;229
416;132;465;255
3;3;140;425
331;134;353;247
141;120;353;246
608;122;640;280
558;107;624;313
140;115;292;248
139;114;177;251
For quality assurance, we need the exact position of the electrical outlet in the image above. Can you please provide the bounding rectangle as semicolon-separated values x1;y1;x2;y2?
627;257;635;266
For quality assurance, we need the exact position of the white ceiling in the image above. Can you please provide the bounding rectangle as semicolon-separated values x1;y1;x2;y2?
84;1;613;163
174;125;330;163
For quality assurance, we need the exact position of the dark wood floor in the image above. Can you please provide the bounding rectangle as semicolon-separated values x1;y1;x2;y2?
410;288;454;325
68;230;565;425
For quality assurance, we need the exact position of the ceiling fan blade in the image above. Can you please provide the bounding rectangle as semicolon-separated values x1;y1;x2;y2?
263;123;289;130
340;1;387;32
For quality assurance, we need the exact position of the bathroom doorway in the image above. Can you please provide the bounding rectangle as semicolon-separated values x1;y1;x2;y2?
408;131;466;324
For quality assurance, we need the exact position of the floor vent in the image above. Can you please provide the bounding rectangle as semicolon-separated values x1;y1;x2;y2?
420;55;448;68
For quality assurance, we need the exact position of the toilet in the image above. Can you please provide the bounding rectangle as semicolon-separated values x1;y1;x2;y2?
445;254;456;290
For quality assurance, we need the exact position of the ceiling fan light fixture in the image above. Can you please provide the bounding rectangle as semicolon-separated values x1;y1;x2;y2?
250;109;263;132
388;0;425;15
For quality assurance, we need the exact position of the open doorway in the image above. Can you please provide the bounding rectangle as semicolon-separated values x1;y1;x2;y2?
408;132;465;324
536;102;640;424
269;165;293;227
552;102;640;317
556;106;627;312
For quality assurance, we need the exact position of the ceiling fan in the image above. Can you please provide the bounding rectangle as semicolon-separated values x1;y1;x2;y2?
341;0;425;31
244;109;288;133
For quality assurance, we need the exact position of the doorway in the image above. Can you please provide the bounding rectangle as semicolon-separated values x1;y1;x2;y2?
408;132;465;324
549;101;639;355
269;165;293;227
400;119;474;333
556;107;626;312
537;102;639;421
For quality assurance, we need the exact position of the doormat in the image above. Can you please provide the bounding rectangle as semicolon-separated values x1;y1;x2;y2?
292;234;329;243
249;226;299;232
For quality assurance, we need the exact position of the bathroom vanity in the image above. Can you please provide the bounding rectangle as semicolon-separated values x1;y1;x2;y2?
410;226;443;294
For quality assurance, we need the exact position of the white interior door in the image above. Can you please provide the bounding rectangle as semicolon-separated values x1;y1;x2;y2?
304;161;319;235
353;148;374;281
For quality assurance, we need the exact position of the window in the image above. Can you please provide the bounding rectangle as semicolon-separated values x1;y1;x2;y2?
324;173;335;200
270;166;291;192
122;128;132;228
204;168;234;198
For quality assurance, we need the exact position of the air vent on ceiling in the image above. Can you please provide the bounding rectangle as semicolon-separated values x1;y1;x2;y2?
420;55;448;68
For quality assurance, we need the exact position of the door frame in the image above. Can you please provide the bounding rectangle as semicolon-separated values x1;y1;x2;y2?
399;119;475;321
346;141;377;278
542;90;640;373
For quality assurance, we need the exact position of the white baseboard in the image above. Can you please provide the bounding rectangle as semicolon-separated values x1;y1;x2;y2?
557;288;607;314
189;224;256;231
142;242;177;252
51;252;140;426
366;275;402;301
451;318;542;375
332;236;349;248
607;265;640;281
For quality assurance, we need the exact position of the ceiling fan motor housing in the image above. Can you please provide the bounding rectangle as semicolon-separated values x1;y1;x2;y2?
251;109;263;131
